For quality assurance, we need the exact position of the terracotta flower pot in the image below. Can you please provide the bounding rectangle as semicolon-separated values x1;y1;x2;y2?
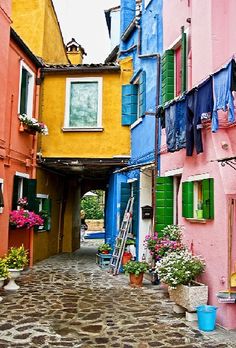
122;252;132;265
129;273;144;288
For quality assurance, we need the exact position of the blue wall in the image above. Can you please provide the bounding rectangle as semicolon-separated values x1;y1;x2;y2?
105;172;127;248
120;0;163;166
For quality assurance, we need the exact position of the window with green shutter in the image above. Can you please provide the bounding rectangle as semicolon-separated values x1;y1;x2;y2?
122;84;138;125
155;176;174;237
12;175;36;211
162;50;174;104
35;195;52;231
182;179;214;220
19;62;34;118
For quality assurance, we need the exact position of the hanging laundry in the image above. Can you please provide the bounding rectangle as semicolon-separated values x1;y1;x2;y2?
186;89;199;156
165;103;176;152
212;61;235;132
196;77;213;124
230;59;236;91
165;97;186;152
175;97;187;150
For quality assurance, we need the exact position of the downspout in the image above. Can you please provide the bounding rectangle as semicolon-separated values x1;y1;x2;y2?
29;67;41;267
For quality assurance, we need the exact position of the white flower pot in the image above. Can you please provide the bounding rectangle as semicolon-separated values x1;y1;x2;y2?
168;281;208;312
4;269;23;291
0;278;5;288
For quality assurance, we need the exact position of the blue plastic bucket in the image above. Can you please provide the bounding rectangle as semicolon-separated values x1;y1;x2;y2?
196;305;218;331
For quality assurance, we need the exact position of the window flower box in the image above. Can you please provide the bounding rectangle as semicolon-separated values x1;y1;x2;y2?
18;114;48;135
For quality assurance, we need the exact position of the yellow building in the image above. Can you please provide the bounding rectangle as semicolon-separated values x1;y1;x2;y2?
11;0;68;64
34;59;133;262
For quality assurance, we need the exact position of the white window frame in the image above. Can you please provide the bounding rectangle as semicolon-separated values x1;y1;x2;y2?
36;194;49;231
18;60;35;118
64;77;103;130
15;172;30;202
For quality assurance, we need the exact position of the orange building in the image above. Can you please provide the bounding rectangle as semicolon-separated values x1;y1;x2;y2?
0;23;42;264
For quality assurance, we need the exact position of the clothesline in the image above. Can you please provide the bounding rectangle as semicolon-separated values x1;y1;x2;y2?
163;55;236;110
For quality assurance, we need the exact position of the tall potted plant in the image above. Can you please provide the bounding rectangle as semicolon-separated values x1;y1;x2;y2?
123;260;148;288
155;250;207;312
4;245;28;290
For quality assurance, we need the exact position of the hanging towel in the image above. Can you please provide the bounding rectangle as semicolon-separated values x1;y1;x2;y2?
212;61;235;132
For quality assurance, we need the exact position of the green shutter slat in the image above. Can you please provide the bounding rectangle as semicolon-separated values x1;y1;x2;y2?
182;182;194;218
181;31;187;93
162;50;174;104
12;175;20;210
132;180;139;237
139;70;146;117
23;178;37;211
34;198;40;232
155;176;173;237
122;84;138;125
202;178;214;219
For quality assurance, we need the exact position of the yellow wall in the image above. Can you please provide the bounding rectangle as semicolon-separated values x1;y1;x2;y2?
40;70;131;158
67;51;83;65
11;0;68;64
33;168;63;263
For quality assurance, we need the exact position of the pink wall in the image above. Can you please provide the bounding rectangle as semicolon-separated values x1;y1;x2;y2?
162;0;236;329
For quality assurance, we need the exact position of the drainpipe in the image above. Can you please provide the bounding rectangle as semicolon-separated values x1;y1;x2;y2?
29;67;41;267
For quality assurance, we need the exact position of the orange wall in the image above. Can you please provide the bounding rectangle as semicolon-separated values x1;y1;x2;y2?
0;35;39;259
0;1;11;256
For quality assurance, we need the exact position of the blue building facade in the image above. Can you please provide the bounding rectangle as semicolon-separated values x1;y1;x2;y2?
105;0;163;259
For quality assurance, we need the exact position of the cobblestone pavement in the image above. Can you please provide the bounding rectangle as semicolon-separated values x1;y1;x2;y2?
0;240;236;348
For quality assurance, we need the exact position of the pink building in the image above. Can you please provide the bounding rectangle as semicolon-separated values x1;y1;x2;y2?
160;0;236;329
0;7;42;265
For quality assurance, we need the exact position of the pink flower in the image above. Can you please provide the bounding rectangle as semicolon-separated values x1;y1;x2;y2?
9;210;44;229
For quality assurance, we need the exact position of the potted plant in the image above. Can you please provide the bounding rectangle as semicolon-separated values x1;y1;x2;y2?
18;114;48;135
155;250;207;312
123;260;148;288
0;259;9;287
9;209;44;229
4;245;28;291
196;201;203;219
97;243;112;254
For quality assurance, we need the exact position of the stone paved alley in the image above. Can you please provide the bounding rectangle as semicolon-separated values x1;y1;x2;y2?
0;241;236;348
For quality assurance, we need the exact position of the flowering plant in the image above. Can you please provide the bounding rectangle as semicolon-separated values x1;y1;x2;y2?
17;197;28;209
155;239;184;258
155;250;205;289
143;232;158;252
123;260;148;276
160;225;184;241
19;114;48;135
9;209;44;229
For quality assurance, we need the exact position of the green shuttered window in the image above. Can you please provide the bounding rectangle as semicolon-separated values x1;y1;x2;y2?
155;176;174;237
162;50;174;104
35;197;52;231
181;32;187;93
182;179;214;219
122;84;138;125
12;176;36;211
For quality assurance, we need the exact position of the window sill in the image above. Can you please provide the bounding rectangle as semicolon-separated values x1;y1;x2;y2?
130;117;143;130
62;127;104;132
186;218;207;224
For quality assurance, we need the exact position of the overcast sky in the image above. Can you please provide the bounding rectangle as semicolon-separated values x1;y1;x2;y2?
53;0;120;63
